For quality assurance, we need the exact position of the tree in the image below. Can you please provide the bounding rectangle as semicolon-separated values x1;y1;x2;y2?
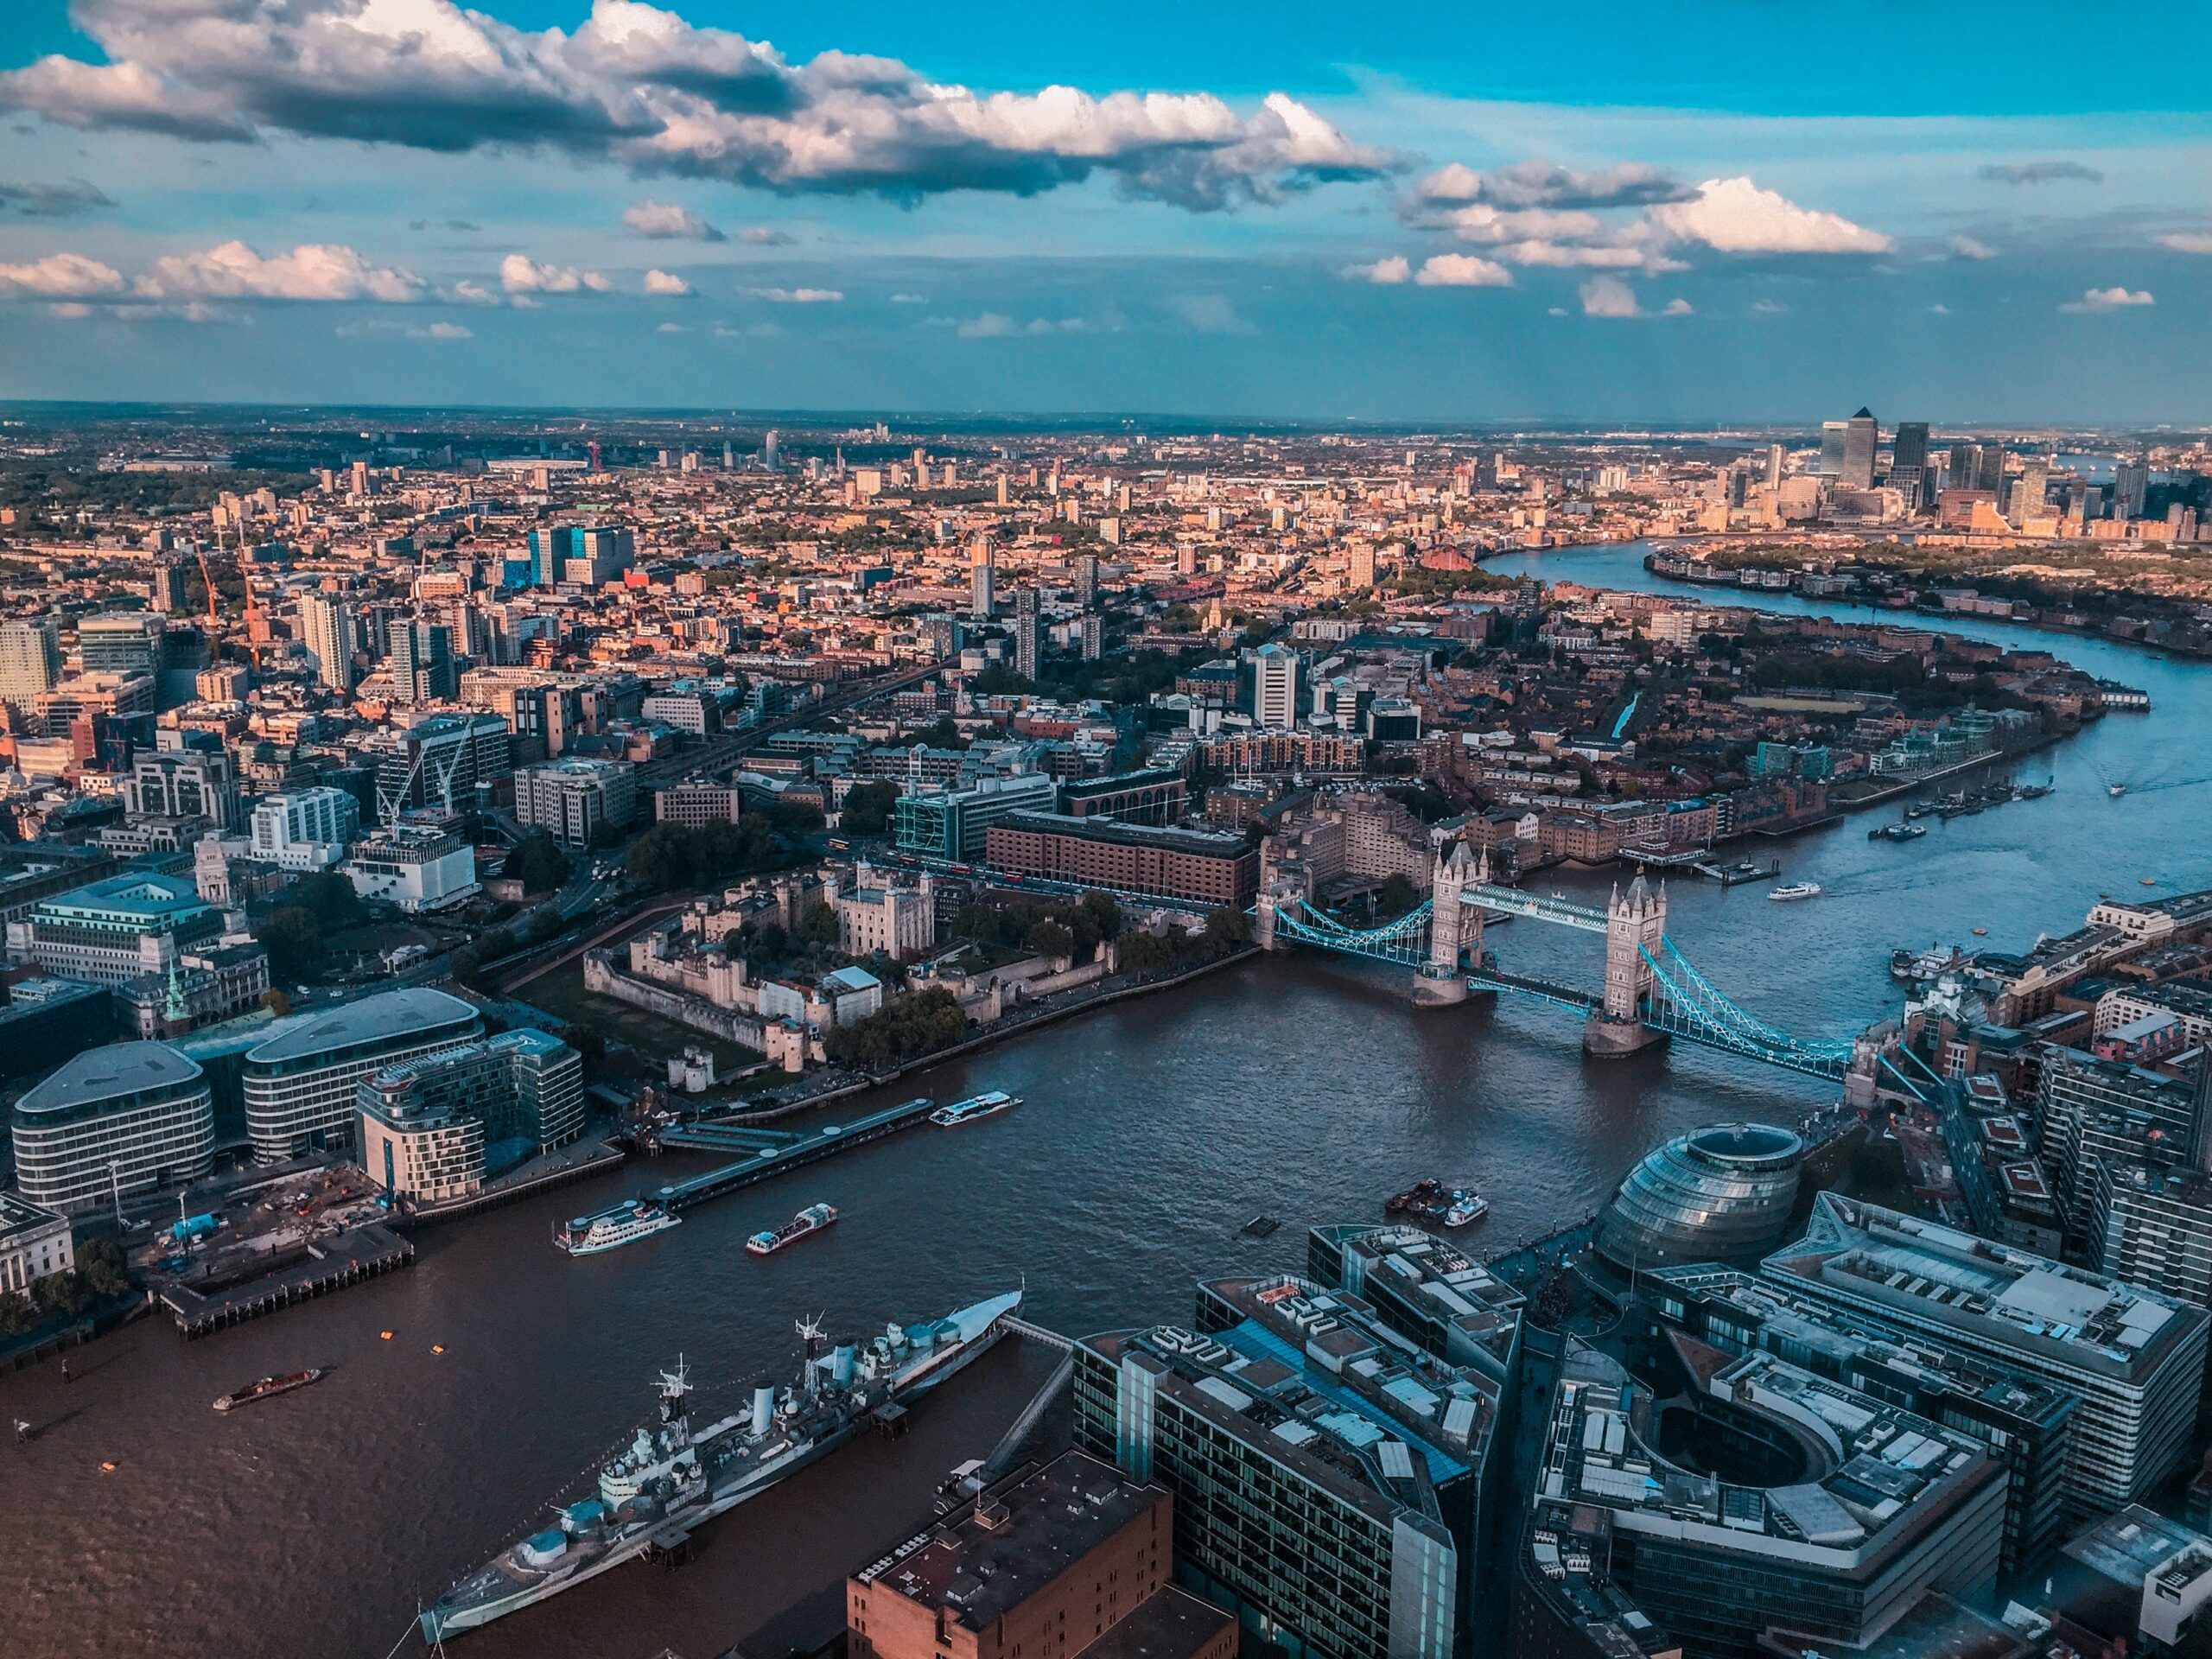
1376;873;1419;918
289;870;365;930
840;781;900;837
505;831;572;894
797;901;841;952
1027;920;1076;961
262;988;291;1017
77;1239;128;1300
1202;905;1252;950
1076;890;1122;945
821;987;968;1071
0;1290;30;1336
448;946;480;989
253;906;325;982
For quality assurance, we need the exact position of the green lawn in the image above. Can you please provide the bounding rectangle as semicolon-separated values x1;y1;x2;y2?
512;961;765;1074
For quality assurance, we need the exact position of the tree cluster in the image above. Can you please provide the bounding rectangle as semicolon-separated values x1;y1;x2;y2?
821;986;969;1071
951;890;1122;962
503;831;572;894
0;1239;129;1337
839;780;901;836
626;816;785;891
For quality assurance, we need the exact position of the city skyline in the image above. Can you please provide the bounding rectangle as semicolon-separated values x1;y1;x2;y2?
0;0;2209;420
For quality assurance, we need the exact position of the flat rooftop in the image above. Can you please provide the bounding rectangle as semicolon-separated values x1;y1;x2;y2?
244;988;478;1065
994;810;1251;856
16;1039;203;1117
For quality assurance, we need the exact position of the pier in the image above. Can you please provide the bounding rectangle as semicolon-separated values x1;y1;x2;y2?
650;1096;941;1213
159;1223;415;1338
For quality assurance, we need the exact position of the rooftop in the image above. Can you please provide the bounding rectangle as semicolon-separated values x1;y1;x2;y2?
37;871;209;921
994;810;1251;856
16;1039;204;1118
0;1191;68;1243
244;988;479;1066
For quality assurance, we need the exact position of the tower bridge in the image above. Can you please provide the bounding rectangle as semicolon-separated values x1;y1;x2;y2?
1257;844;1872;1084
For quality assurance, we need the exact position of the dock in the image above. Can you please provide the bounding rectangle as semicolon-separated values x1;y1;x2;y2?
160;1223;415;1338
650;1097;939;1214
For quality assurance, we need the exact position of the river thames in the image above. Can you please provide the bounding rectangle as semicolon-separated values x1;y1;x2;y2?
7;543;2211;1659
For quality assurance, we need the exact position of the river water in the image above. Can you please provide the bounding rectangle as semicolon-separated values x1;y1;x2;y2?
7;543;2210;1659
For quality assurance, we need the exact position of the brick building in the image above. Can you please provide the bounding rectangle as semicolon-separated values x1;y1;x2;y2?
985;812;1257;906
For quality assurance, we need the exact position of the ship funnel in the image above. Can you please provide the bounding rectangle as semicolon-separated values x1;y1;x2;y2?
833;1343;857;1385
752;1382;775;1436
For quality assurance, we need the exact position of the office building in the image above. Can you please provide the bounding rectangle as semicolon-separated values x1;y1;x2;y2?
0;1192;73;1296
76;612;165;677
1817;422;1847;477
1948;442;2006;497
249;787;361;871
1076;1270;1503;1659
374;711;512;821
2113;458;2151;521
297;594;359;692
970;535;995;620
1891;420;1930;477
1764;1194;2209;1517
1594;1122;1805;1270
3;871;225;984
527;524;635;588
1644;1266;2076;1576
2034;1048;2196;1245
243;987;483;1163
344;820;480;912
12;1040;216;1215
2009;458;2050;524
1014;586;1040;681
654;779;744;827
1840;407;1878;490
1513;1338;2003;1659
515;756;638;846
1306;1224;1522;1388
893;772;1059;862
388;617;456;704
1249;642;1301;729
356;1028;583;1203
1059;768;1187;827
0;619;62;707
124;743;240;831
116;943;271;1039
985;812;1259;906
849;1451;1234;1659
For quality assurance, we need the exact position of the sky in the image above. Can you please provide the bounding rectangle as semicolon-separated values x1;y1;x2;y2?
0;0;2208;424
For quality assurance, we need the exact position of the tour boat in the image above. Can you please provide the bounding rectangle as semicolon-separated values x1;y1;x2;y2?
929;1091;1019;1128
556;1198;682;1257
1766;881;1822;901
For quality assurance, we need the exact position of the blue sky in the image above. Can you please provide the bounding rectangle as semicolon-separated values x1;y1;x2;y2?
1;0;2208;423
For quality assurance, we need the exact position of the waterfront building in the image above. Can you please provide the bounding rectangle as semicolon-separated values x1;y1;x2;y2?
374;711;512;822
2033;1047;2196;1246
0;619;61;708
1592;1123;1804;1272
1643;1266;2075;1575
1513;1338;2003;1659
515;756;638;846
344;820;479;912
11;1040;215;1215
893;772;1058;862
1058;768;1187;827
0;1192;73;1295
1075;1271;1502;1659
356;1029;582;1203
849;1450;1234;1659
1306;1224;1523;1386
984;812;1258;906
242;988;482;1164
1763;1194;2209;1517
3;871;224;985
249;786;361;871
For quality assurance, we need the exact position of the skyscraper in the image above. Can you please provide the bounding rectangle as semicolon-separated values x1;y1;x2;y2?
1840;407;1878;489
0;619;62;708
1764;442;1786;487
1071;552;1099;606
1817;422;1847;476
2011;458;2051;524
389;618;455;704
2114;457;2151;520
763;429;779;469
1013;586;1039;681
1891;421;1930;474
298;594;359;692
969;535;995;620
1249;642;1300;729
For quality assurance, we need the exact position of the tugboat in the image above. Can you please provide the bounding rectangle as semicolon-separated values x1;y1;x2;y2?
747;1203;837;1256
929;1091;1019;1128
1386;1179;1489;1228
2109;784;2128;798
555;1198;682;1257
213;1370;324;1413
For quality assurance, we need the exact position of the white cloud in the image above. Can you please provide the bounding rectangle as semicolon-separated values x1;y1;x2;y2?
643;268;693;296
1414;253;1510;288
0;250;125;299
738;226;795;245
423;321;470;339
656;321;685;333
1948;234;1996;260
1342;256;1410;284
1750;298;1788;315
2062;286;2154;312
1433;204;1603;245
1579;276;1641;318
500;252;612;295
137;241;422;302
2159;232;2212;255
0;1;1395;213
745;286;842;303
888;292;928;303
48;302;91;318
1647;177;1891;255
1497;238;1655;270
953;313;1092;338
1661;297;1694;315
1929;302;1951;315
453;280;498;303
1414;159;1691;210
624;200;722;241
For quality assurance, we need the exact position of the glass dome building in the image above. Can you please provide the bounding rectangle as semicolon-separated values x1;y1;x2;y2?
1594;1122;1806;1271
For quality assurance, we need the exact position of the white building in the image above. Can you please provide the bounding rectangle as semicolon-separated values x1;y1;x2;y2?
250;786;362;871
0;1192;73;1295
516;757;638;847
0;619;61;709
829;866;937;961
10;1041;215;1215
242;988;483;1164
1249;643;1301;729
344;822;480;912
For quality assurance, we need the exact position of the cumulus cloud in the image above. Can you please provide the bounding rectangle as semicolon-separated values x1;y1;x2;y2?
957;312;1089;338
338;317;472;340
0;251;126;299
625;200;723;240
1342;255;1410;284
0;178;114;218
453;279;498;303
1948;234;1996;260
745;285;842;302
1415;159;1691;210
642;267;693;295
738;226;794;245
137;241;423;302
2160;232;2212;255
424;321;470;338
2062;286;2153;312
656;320;685;332
0;0;1394;212
500;252;613;295
1414;253;1510;288
1750;298;1788;315
1579;276;1641;318
1980;160;2102;185
888;291;927;303
1647;178;1891;255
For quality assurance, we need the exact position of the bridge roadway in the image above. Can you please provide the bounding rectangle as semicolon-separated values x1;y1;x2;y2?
651;1096;939;1213
1465;969;1600;1014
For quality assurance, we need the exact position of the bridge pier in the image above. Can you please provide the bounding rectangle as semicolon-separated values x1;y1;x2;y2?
1582;1014;1669;1058
1411;969;1470;1007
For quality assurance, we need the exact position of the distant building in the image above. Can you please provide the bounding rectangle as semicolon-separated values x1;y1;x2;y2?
969;536;995;619
0;619;61;708
1840;407;1878;489
344;821;480;912
893;773;1058;862
250;787;361;871
515;756;638;846
297;594;359;692
653;779;744;827
356;1029;583;1203
243;988;483;1164
388;617;456;704
76;611;165;677
375;712;512;822
985;811;1258;906
1248;642;1300;729
849;1451;1234;1659
4;871;225;985
124;743;240;831
12;1040;215;1214
1014;586;1040;680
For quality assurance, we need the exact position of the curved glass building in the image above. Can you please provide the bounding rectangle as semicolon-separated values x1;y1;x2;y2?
1594;1122;1804;1271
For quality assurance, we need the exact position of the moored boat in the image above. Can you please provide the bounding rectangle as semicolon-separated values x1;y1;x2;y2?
556;1198;682;1257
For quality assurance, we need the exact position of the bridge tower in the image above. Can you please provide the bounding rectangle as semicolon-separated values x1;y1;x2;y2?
1585;873;1669;1057
1413;842;1478;1007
